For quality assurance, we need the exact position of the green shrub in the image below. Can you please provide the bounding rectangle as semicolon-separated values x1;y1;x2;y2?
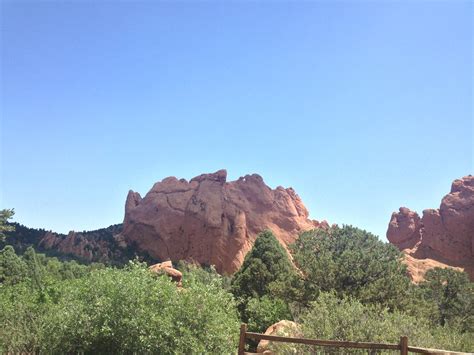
0;281;48;353
0;261;239;354
246;296;292;333
177;260;231;291
299;293;473;353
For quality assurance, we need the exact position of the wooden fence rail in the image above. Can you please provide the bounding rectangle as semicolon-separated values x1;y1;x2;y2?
238;323;469;355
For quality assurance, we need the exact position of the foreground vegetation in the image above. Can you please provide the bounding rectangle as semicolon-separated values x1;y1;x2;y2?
0;249;238;353
231;227;473;352
1;213;473;353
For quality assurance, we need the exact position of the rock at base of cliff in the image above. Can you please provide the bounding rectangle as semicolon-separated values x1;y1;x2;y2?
149;261;183;286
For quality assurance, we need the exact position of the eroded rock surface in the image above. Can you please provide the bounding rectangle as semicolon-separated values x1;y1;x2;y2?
38;224;124;263
387;175;474;281
120;170;324;274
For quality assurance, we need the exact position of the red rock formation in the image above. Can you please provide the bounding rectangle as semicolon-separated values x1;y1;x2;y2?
387;175;474;281
38;224;124;263
120;170;323;274
401;255;464;284
40;231;95;261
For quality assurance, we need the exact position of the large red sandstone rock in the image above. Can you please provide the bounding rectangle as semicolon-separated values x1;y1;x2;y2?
387;175;474;281
119;170;323;274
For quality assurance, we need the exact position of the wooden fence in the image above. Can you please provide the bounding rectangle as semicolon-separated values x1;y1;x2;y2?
238;323;469;355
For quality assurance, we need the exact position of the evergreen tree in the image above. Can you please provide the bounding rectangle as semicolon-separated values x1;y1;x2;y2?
23;247;44;290
231;230;294;301
231;230;296;333
420;268;474;332
291;225;412;310
0;209;14;242
0;245;28;285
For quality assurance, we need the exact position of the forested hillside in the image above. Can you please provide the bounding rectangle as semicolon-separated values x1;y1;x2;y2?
1;222;155;265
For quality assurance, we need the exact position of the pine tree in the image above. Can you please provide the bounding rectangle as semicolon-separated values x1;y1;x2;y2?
0;209;15;241
0;245;28;284
231;230;296;334
231;230;294;300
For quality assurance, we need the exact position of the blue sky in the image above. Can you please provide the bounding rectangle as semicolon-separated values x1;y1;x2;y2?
1;1;472;240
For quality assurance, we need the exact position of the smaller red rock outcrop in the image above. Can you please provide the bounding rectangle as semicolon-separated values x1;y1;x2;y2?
40;231;96;260
149;261;183;286
401;255;464;284
387;207;422;250
387;175;474;281
38;224;124;263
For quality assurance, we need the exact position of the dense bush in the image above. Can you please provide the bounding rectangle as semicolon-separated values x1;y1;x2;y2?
176;260;232;291
0;260;239;354
420;267;474;332
245;296;292;334
298;292;473;353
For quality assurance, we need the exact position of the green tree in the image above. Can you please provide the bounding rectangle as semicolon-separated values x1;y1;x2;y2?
231;230;297;335
231;230;294;301
23;247;45;290
291;225;412;310
0;209;14;241
0;245;28;285
420;268;474;332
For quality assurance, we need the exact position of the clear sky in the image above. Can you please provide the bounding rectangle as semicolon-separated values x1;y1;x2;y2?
1;1;472;241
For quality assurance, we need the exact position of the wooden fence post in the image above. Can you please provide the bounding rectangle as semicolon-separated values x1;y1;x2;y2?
238;323;247;355
400;336;408;355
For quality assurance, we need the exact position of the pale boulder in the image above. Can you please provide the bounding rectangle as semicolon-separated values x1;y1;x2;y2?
149;260;183;286
257;320;302;354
